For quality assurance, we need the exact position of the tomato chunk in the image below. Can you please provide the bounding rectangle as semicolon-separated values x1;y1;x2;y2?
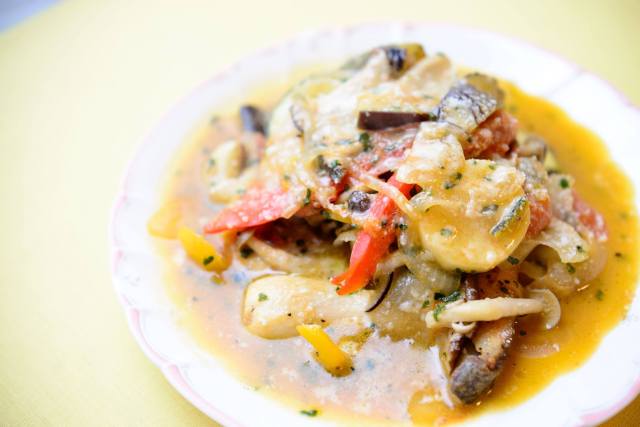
526;194;552;237
572;190;608;241
465;110;518;158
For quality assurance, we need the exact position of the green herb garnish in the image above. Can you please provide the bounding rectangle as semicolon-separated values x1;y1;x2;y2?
440;227;454;237
595;289;604;301
300;409;318;417
433;304;446;321
481;204;498;215
507;256;520;265
435;291;462;304
559;178;570;189
203;256;214;266
490;196;528;236
258;293;268;302
566;263;576;274
303;188;311;206
443;181;455;190
359;132;372;151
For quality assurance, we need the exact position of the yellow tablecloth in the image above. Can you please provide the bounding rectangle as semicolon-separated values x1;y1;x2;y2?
1;0;638;425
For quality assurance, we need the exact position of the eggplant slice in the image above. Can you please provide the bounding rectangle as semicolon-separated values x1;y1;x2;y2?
240;105;267;135
437;82;498;132
357;111;436;130
449;268;523;404
342;43;426;76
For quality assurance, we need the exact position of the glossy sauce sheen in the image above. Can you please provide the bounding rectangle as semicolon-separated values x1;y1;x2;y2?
153;78;639;425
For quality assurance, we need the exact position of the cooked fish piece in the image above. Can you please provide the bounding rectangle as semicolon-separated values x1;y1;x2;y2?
450;317;515;404
449;268;523;404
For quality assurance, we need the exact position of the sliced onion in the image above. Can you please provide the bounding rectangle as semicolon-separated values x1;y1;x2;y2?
533;219;590;264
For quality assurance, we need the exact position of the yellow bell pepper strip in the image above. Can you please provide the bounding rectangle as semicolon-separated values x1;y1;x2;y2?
332;175;413;295
178;226;229;272
296;324;352;376
147;200;182;239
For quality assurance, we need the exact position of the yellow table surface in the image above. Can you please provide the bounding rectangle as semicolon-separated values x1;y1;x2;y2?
1;0;639;425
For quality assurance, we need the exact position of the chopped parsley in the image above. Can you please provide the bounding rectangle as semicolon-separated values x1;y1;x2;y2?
436;290;461;303
566;263;576;274
327;159;344;183
202;256;214;266
507;256;520;265
481;204;499;215
488;163;497;170
422;300;430;308
443;181;455;190
576;245;585;253
432;290;462;321
595;289;605;301
440;227;454;237
433;304;447;321
453;172;463;181
359;132;372;151
258;293;268;302
303;188;311;206
300;409;318;417
559;177;570;189
490;196;527;236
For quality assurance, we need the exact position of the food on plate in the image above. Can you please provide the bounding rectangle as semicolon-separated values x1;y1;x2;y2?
149;43;638;423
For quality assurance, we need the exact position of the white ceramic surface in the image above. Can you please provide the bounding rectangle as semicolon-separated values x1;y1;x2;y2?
110;23;640;426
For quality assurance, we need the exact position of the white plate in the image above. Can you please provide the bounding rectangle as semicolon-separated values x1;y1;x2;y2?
110;22;640;426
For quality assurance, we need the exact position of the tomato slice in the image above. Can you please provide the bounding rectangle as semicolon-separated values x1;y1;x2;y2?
572;190;608;241
333;175;413;295
526;193;552;237
204;185;301;234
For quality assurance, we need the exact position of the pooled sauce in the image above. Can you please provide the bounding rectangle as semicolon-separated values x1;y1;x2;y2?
152;75;638;425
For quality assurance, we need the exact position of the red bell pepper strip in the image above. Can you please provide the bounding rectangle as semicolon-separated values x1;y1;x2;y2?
332;175;413;295
204;185;301;234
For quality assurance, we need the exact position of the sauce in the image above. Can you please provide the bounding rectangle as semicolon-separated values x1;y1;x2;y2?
152;76;638;425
